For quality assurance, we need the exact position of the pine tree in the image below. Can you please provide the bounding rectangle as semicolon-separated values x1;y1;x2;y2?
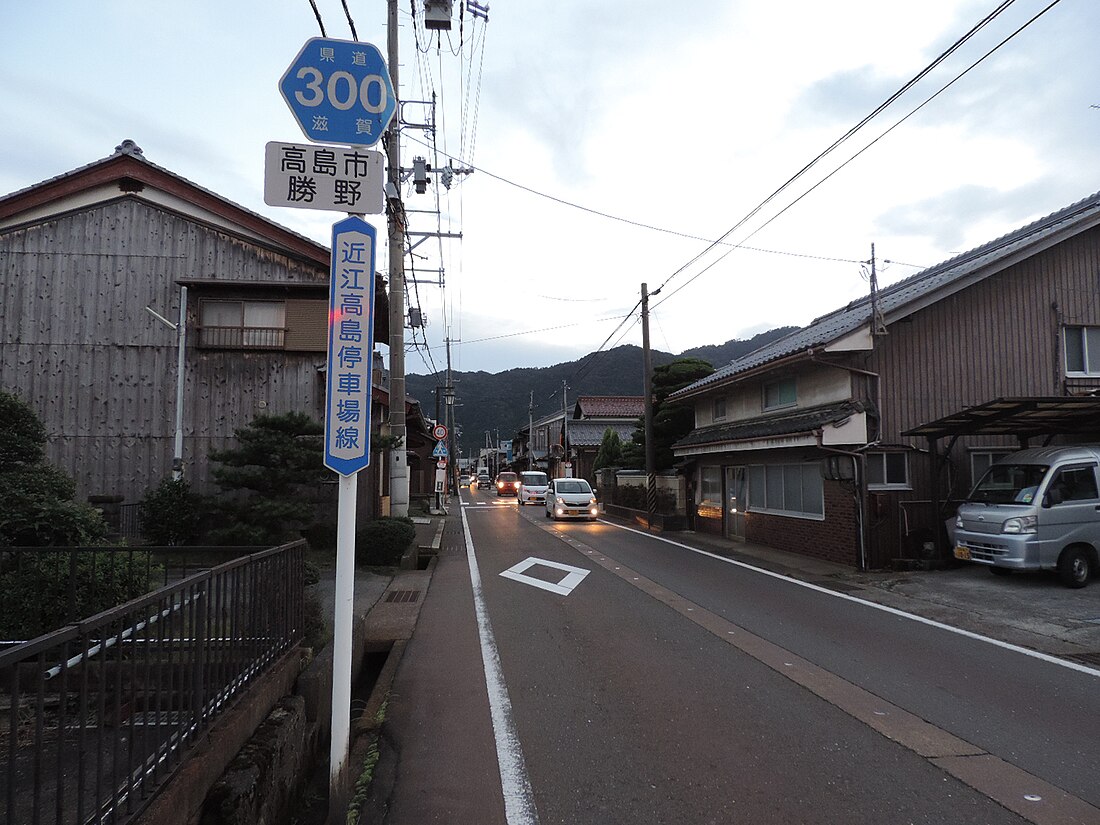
208;411;327;545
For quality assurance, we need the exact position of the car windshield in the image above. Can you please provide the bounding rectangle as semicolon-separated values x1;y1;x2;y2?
555;480;591;494
968;463;1050;504
498;473;517;481
521;472;547;485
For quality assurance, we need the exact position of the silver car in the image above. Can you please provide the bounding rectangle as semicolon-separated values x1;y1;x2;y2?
544;477;599;521
953;445;1100;588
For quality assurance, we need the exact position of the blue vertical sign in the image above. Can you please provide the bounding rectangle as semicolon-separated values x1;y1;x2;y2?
324;216;376;475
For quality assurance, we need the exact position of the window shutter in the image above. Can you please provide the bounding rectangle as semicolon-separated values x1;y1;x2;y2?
284;299;327;352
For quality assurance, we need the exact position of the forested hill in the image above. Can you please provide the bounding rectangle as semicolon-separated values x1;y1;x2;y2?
405;327;797;454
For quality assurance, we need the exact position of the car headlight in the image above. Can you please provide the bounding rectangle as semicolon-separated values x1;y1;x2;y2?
955;514;964;528
1002;515;1037;534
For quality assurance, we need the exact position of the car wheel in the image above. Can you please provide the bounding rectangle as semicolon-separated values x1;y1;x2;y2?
989;566;1012;577
1058;547;1092;588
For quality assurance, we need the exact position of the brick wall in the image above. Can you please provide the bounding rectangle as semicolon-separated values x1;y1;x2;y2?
744;481;859;566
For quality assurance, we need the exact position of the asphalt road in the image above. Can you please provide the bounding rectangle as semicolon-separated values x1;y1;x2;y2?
371;490;1100;824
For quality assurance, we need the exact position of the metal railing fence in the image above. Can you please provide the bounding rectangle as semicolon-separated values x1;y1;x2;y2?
0;540;305;825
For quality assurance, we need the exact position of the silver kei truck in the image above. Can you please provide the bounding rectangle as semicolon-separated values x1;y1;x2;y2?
953;445;1100;588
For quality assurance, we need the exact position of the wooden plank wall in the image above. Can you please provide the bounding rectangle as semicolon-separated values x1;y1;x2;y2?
0;197;329;505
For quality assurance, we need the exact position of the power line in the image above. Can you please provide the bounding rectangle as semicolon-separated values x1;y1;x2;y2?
401;133;862;264
339;0;358;40
652;0;1024;298
653;0;1063;312
306;0;326;36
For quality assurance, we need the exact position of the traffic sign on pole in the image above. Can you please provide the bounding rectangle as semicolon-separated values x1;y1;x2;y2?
264;142;384;213
432;423;448;440
431;441;449;459
324;216;377;475
279;38;397;147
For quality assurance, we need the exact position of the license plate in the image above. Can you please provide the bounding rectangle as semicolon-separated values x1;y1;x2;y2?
953;545;971;561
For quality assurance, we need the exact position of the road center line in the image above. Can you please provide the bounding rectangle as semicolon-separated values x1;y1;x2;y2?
461;504;540;825
531;515;1099;825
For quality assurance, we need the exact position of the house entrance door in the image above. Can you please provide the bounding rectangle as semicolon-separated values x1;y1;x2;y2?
725;466;746;541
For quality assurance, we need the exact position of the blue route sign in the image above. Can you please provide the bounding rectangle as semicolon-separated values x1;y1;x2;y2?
279;38;397;147
324;216;377;475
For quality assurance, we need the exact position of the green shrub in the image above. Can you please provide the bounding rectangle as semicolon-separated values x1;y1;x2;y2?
303;559;321;586
0;549;162;640
140;477;202;545
355;517;416;567
302;522;338;553
612;483;677;514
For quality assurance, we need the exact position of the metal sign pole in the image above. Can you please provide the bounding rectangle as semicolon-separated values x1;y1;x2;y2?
330;472;357;796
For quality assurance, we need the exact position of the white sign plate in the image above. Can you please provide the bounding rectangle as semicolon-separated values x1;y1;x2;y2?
324;216;376;475
264;141;384;214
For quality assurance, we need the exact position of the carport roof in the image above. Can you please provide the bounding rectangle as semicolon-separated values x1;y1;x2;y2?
903;397;1100;441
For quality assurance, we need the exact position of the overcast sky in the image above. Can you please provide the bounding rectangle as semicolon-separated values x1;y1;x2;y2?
2;1;1098;377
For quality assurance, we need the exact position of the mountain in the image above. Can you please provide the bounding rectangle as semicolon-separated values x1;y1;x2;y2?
406;327;797;457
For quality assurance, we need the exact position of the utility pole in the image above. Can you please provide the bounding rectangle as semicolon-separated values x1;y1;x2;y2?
562;379;570;477
445;337;457;494
528;390;534;472
641;282;657;527
386;0;409;517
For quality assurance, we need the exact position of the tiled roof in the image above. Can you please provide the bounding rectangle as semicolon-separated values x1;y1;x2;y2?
674;401;863;449
569;420;637;447
0;139;329;262
673;190;1100;398
576;396;644;418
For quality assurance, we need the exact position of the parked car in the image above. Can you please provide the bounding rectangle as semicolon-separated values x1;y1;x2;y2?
953;445;1100;587
476;473;492;489
496;471;519;496
517;471;549;506
545;477;599;521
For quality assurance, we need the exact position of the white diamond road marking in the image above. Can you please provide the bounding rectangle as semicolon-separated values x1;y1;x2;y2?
499;557;590;596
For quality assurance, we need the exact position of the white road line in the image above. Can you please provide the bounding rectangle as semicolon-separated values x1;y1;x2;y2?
460;504;540;825
602;520;1100;679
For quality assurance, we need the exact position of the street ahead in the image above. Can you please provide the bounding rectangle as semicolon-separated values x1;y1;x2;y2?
371;489;1100;825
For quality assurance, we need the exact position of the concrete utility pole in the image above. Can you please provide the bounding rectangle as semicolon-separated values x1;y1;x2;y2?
562;380;570;477
528;390;534;471
641;282;657;526
386;0;409;517
445;337;458;494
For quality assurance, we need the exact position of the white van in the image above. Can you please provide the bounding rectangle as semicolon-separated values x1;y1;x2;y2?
953;445;1100;587
517;471;549;506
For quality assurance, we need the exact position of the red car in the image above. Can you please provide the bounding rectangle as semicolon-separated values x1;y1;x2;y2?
495;471;519;496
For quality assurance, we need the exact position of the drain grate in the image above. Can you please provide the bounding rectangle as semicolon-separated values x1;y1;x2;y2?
384;590;421;604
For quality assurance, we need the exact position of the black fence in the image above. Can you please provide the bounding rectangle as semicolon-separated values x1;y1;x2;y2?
0;541;305;825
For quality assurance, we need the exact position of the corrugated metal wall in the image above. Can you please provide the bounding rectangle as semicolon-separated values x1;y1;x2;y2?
875;227;1100;444
0;197;329;505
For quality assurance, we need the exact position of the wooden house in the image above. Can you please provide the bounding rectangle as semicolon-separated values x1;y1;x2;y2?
0;139;410;523
670;191;1100;569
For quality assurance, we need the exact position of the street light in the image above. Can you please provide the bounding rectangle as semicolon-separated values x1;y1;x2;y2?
144;285;188;481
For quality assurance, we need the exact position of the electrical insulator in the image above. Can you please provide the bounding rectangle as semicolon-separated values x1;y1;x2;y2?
441;164;454;190
413;157;430;194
